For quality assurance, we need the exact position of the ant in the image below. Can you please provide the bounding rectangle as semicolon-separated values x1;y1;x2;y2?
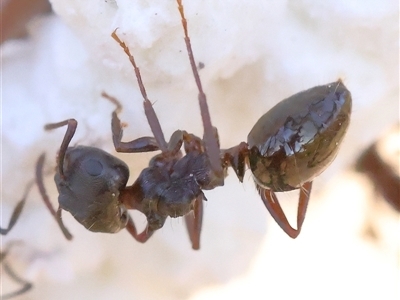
4;0;352;251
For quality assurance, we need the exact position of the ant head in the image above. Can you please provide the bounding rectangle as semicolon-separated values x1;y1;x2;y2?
55;146;130;233
247;80;352;192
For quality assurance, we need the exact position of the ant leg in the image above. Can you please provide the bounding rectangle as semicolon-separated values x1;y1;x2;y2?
101;92;160;153
167;130;184;155
297;181;312;231
181;131;203;153
120;180;168;244
177;0;224;182
1;242;32;299
35;153;73;240
111;30;169;153
1;180;34;235
259;181;312;238
125;217;155;243
184;194;204;250
44;119;77;179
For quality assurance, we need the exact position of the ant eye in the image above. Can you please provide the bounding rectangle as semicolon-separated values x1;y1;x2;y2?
82;158;103;176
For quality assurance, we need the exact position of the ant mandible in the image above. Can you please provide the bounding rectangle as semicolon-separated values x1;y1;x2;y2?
34;0;351;249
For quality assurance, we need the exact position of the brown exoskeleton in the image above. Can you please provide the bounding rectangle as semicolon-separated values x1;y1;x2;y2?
36;0;351;249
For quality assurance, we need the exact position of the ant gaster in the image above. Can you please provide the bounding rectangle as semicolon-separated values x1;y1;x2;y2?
34;0;352;249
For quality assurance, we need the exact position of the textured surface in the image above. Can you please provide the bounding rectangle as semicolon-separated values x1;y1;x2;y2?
1;0;399;299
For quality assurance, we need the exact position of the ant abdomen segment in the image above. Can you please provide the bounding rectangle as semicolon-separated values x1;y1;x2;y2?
248;80;352;192
225;79;352;238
